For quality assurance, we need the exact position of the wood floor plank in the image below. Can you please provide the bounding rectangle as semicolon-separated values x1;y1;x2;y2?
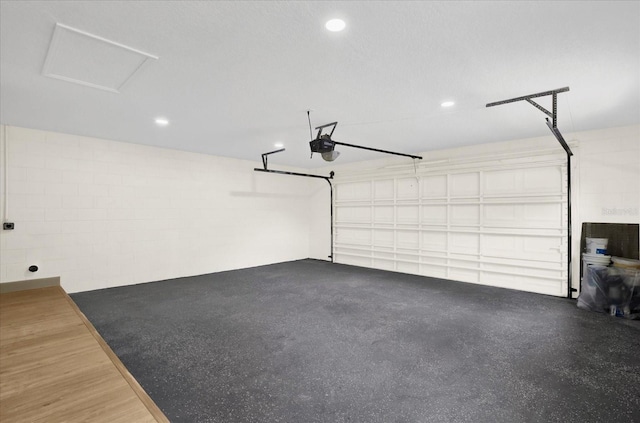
0;286;168;423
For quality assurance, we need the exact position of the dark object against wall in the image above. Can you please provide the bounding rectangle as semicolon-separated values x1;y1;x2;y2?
581;223;639;260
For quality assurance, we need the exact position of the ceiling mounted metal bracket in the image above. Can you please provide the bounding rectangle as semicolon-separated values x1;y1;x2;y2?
261;148;285;171
486;86;575;299
315;122;338;140
486;86;572;155
255;148;334;181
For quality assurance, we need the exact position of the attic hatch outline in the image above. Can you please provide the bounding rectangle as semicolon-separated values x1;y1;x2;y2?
42;23;158;93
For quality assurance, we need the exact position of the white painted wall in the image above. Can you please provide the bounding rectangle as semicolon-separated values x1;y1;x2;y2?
574;125;640;224
307;179;333;262
0;125;312;293
1;124;637;295
309;124;640;295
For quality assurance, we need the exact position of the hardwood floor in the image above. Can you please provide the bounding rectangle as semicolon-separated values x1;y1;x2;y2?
0;286;169;423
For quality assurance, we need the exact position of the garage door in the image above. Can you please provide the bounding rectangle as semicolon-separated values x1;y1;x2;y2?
333;159;568;296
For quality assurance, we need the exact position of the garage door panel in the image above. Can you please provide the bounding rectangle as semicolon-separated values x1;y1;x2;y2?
397;231;419;249
336;206;371;223
397;178;419;199
397;261;419;275
422;205;447;224
451;172;480;197
373;229;394;247
397;252;418;261
373;206;394;223
480;271;563;296
523;237;562;258
420;255;448;264
484;203;562;228
334;162;567;296
523;167;562;193
483;169;519;196
374;180;394;199
422;175;447;198
450;233;479;254
373;258;394;271
420;264;447;278
483;234;561;262
336;227;371;245
421;231;447;251
337;181;371;201
449;253;479;263
397;206;419;224
484;204;517;226
484;203;562;229
449;268;479;283
484;166;562;197
337;254;371;267
482;262;562;279
523;203;562;227
483;234;518;255
373;251;394;260
451;205;480;225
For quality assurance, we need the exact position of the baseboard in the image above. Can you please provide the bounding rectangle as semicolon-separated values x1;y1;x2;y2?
0;277;61;294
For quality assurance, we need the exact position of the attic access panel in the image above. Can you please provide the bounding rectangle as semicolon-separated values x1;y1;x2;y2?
42;23;158;93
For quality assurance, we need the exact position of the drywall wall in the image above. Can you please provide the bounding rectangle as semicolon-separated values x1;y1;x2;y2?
0;125;312;293
309;124;640;295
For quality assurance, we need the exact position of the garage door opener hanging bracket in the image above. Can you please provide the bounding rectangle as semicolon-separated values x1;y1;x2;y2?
486;87;575;298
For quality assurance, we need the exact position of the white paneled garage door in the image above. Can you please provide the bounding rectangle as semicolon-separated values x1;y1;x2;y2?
333;158;568;296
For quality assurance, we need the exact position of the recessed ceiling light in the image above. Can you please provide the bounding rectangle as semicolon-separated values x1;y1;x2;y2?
155;117;169;126
274;142;284;148
325;19;346;32
441;101;455;108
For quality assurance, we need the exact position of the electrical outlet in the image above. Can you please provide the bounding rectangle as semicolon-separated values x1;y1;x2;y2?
3;222;14;230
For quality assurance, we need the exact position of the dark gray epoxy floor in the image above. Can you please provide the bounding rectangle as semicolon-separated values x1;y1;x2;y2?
71;260;640;423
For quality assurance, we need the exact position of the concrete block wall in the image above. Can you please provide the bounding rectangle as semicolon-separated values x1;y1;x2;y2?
0;125;312;293
2;124;637;294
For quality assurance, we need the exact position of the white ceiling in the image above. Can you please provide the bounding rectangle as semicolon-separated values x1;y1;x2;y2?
1;1;638;168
